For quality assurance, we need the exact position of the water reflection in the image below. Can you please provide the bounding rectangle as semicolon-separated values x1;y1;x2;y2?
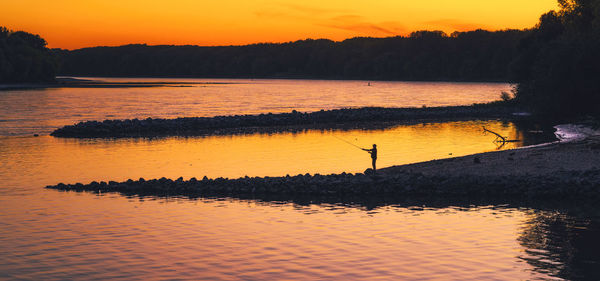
2;117;578;280
11;187;597;280
0;120;555;190
0;79;512;136
519;204;600;280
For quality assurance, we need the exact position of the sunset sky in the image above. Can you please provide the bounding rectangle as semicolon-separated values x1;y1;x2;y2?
3;0;558;50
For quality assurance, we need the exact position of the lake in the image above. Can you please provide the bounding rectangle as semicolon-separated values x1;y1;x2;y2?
1;78;597;280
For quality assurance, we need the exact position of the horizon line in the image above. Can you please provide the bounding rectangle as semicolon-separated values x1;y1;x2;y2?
51;27;528;51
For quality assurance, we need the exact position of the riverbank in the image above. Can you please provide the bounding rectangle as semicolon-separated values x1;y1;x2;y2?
46;131;600;199
50;103;522;138
382;124;599;175
0;77;230;91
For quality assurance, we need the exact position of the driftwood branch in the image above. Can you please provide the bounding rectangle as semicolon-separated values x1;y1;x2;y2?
483;126;506;143
483;127;521;146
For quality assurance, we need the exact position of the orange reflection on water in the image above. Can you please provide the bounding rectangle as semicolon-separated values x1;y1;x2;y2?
0;119;560;279
0;189;546;280
2;120;526;188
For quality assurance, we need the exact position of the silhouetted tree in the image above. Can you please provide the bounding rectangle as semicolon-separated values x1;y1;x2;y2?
0;27;57;83
55;29;527;82
512;0;600;118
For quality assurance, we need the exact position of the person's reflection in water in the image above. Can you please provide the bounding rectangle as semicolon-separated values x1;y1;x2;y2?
362;144;377;172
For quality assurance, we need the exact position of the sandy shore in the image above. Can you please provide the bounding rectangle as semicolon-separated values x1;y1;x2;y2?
381;135;600;178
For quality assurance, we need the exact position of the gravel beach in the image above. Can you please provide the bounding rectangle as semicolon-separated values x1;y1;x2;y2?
381;135;600;178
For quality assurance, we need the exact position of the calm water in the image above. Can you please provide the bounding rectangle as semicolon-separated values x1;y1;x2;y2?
0;78;511;136
1;79;598;280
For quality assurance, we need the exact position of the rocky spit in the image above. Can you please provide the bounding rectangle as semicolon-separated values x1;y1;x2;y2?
47;136;600;199
46;169;600;199
51;104;518;138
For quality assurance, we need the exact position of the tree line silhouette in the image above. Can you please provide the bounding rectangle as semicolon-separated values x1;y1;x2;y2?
54;29;526;82
512;0;600;117
0;26;57;83
2;0;599;118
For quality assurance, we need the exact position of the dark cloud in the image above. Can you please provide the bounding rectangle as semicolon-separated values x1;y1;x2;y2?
320;15;406;36
253;5;406;36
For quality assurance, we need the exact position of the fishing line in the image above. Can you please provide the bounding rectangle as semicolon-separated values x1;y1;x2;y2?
332;135;363;150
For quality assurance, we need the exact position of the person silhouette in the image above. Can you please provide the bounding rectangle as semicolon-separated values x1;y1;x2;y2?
362;144;377;172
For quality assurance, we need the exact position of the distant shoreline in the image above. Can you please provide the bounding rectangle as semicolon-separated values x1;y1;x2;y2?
0;77;236;91
55;75;513;84
0;76;512;91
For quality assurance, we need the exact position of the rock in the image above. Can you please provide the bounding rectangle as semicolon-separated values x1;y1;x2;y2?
43;166;600;199
50;105;516;138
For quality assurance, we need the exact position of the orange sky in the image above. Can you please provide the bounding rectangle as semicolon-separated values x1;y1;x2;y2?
2;0;558;50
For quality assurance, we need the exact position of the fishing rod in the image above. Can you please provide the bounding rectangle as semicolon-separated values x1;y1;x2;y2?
332;135;364;150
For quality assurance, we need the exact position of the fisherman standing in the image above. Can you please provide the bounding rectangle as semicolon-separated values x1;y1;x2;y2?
362;144;377;172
